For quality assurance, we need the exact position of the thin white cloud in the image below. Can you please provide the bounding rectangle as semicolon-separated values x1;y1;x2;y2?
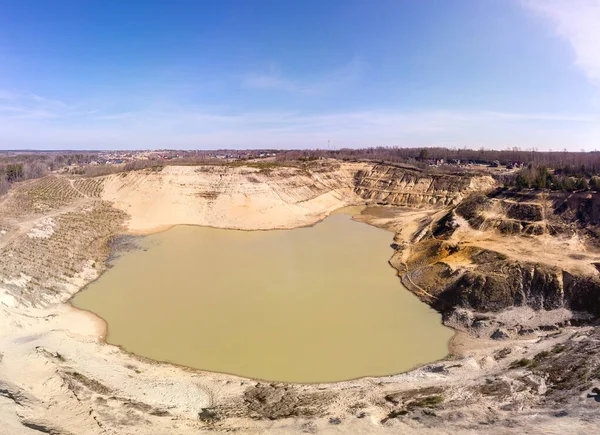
1;105;598;150
240;63;304;92
482;111;594;122
0;89;18;100
240;58;364;93
0;90;82;119
241;65;301;92
320;57;365;89
524;0;600;86
93;112;135;121
0;104;58;120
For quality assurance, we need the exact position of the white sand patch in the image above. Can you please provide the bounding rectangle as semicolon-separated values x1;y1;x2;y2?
27;217;56;239
0;289;16;307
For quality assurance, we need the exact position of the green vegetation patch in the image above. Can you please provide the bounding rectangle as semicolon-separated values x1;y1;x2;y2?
408;395;445;408
509;358;533;369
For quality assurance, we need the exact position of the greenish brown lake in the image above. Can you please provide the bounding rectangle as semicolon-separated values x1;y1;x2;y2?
71;211;453;383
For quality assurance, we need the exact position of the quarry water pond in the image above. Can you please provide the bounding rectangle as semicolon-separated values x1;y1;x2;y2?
71;210;454;383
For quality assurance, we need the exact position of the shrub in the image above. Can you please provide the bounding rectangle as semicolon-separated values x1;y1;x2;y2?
509;358;532;369
576;177;589;191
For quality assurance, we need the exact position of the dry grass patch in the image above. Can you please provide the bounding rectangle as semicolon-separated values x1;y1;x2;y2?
73;177;104;197
0;201;126;306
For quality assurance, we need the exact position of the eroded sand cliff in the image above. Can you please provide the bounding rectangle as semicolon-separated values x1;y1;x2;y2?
1;161;599;434
101;163;366;231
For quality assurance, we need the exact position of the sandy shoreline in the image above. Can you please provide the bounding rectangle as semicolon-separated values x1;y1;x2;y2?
67;205;459;385
122;204;368;236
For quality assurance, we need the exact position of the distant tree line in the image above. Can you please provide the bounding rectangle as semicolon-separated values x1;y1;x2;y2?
0;152;97;195
0;161;47;195
508;164;600;192
276;147;600;173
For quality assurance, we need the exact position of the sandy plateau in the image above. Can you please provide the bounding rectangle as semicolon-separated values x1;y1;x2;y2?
0;161;599;434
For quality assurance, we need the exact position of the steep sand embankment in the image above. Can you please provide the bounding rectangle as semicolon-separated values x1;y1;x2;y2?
101;163;368;232
99;162;496;232
1;163;599;434
378;188;600;340
354;164;496;207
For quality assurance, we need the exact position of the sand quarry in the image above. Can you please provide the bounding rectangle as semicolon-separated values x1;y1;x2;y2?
1;162;599;434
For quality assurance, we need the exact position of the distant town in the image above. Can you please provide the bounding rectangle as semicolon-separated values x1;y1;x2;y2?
88;150;279;166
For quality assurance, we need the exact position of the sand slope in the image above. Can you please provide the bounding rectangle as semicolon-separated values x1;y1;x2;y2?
101;163;367;232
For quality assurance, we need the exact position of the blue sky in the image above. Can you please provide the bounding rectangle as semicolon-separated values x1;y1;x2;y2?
0;0;599;150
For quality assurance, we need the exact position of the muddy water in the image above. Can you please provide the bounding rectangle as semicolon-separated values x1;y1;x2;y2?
71;211;453;383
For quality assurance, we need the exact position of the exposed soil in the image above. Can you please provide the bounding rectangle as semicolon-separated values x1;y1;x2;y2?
0;162;598;434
